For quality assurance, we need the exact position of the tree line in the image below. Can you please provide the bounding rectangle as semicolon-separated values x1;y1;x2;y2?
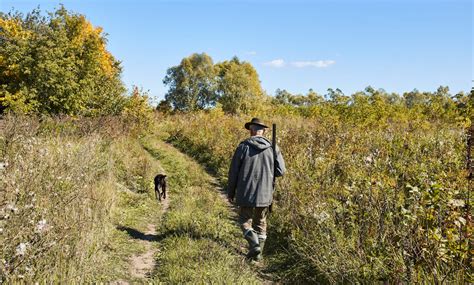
1;6;472;123
161;55;472;122
270;85;472;124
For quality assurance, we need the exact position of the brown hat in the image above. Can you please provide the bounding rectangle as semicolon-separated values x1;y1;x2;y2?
244;118;269;130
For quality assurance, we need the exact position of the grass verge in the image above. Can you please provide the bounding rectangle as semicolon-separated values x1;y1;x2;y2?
97;137;165;283
142;136;264;284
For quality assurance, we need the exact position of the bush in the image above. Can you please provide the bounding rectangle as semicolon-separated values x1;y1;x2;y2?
121;87;154;135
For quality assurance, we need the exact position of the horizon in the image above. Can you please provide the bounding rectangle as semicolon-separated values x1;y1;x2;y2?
2;0;472;101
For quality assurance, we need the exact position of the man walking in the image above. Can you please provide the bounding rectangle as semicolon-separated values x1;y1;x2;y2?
227;118;286;261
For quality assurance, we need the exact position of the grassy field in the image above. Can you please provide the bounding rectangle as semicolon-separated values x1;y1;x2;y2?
1;113;471;283
2;4;471;284
1;116;269;283
1;116;116;282
156;110;472;284
0;116;170;282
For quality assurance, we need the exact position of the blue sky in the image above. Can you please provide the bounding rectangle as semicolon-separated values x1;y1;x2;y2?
1;0;472;101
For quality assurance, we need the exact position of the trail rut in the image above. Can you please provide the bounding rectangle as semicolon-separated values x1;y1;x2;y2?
129;197;169;279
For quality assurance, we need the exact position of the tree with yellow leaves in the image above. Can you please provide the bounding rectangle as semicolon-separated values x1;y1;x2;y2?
0;6;125;115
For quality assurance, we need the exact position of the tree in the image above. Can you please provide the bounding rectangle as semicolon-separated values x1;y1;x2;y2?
122;86;153;130
215;57;264;114
274;89;293;105
163;53;216;112
156;99;172;113
429;86;457;119
469;87;474;119
274;89;323;107
305;89;324;106
0;6;125;115
403;89;428;109
326;88;349;106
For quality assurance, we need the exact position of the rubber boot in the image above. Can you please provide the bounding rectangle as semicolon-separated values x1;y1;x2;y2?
255;236;266;261
244;229;261;259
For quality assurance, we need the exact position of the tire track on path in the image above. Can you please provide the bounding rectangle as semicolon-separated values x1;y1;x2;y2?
128;195;169;280
141;136;276;284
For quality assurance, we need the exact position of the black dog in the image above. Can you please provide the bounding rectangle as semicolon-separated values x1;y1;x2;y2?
154;174;167;201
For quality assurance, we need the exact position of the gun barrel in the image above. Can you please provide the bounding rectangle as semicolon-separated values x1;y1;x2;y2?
272;123;277;183
272;123;276;149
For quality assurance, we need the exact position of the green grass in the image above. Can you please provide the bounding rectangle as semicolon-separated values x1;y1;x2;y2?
98;189;162;282
142;136;264;284
87;138;165;283
156;236;259;284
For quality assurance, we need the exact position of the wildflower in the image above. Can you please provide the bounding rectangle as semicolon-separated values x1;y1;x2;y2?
313;211;330;224
16;243;27;256
365;155;373;164
315;157;325;163
6;204;18;213
449;199;465;208
35;219;47;233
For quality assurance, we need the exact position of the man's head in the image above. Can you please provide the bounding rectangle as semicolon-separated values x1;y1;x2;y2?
244;118;268;136
249;124;266;136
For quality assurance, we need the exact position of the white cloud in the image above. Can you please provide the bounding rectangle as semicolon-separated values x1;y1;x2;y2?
291;60;336;68
263;59;336;68
245;51;257;55
264;59;285;68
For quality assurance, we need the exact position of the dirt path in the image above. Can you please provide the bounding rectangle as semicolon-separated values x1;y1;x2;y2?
111;195;169;284
139;136;276;284
129;196;169;279
129;194;170;280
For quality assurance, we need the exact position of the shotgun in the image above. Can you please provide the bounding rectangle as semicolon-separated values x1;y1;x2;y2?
269;123;277;213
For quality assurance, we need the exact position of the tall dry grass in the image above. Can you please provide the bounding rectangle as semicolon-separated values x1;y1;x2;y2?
0;114;153;282
159;110;472;283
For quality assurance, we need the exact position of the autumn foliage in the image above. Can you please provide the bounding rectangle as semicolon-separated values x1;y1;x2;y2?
0;7;126;116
